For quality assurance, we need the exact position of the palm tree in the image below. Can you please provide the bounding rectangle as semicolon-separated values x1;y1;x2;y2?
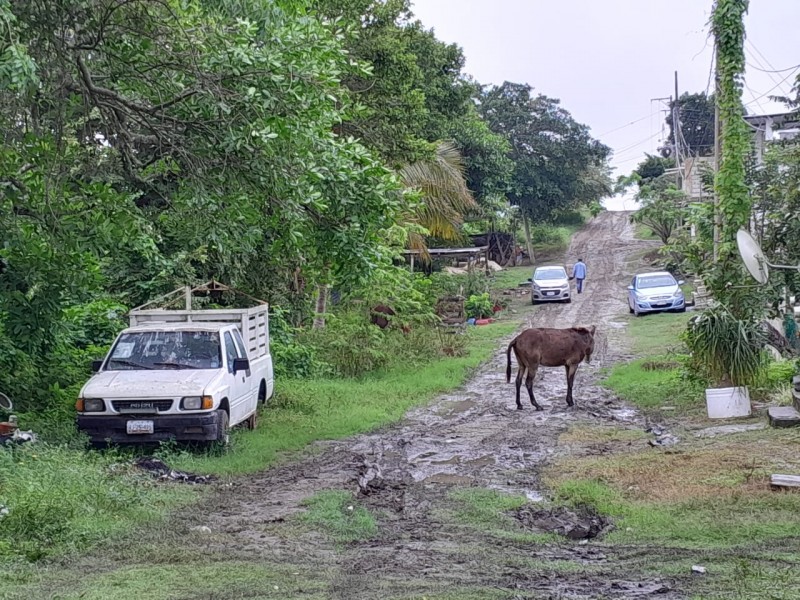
400;140;478;257
313;141;477;329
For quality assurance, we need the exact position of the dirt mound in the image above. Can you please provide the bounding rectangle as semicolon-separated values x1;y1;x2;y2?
513;504;614;540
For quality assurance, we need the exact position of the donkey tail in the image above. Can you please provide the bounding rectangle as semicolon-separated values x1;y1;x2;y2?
506;339;516;383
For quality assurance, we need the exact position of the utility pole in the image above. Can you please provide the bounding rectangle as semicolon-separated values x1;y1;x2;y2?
672;71;682;189
713;51;721;262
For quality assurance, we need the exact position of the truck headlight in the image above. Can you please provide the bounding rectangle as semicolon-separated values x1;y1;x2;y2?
83;398;105;412
181;396;213;410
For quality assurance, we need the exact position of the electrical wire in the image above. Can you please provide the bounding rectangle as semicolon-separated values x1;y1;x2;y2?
612;131;663;157
596;113;656;138
745;40;794;96
744;67;800;107
747;61;800;74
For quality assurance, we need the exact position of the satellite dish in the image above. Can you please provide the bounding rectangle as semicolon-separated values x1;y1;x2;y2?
737;230;769;284
0;392;11;412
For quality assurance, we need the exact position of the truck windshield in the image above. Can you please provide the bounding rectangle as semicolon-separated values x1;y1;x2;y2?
106;331;222;370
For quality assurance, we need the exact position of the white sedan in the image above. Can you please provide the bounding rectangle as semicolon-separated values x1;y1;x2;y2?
531;266;571;304
627;271;686;316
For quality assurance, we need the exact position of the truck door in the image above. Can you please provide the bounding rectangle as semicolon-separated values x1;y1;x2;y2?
231;328;257;415
223;330;250;426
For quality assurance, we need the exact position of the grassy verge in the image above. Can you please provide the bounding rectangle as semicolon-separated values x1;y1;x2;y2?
0;444;195;562
168;321;519;476
550;304;800;596
633;222;658;241
602;312;704;414
490;266;532;291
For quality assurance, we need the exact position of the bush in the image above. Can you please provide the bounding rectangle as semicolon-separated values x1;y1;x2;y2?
426;271;489;302
304;312;391;378
269;307;328;379
466;293;493;319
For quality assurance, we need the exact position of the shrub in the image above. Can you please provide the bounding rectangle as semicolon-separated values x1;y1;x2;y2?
269;307;327;379
466;293;493;319
304;312;390;378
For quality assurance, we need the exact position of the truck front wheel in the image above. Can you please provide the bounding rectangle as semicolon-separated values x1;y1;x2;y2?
215;409;230;446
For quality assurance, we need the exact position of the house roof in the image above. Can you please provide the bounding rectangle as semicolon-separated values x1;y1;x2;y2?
743;112;800;127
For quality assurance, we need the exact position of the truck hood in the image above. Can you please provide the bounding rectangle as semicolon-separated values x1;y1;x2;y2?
81;369;221;399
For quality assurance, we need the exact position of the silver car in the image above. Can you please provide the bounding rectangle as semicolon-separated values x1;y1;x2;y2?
627;271;686;316
531;266;571;304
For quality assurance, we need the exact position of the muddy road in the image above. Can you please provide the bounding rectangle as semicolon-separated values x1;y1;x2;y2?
201;211;674;599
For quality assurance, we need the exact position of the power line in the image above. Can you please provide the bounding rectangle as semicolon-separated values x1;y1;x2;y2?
596;113;655;137
744;82;768;114
744;67;800;107
745;40;794;96
612;130;664;158
747;61;800;74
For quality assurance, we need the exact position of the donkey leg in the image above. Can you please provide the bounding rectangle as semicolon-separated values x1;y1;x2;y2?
526;366;543;411
515;368;525;410
565;364;578;407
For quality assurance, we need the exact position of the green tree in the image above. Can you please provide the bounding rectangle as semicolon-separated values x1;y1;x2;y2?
400;140;478;254
634;154;675;185
0;0;407;402
664;92;716;158
479;81;610;259
630;176;687;245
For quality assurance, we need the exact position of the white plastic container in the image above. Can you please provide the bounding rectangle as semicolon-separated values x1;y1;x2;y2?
705;386;751;419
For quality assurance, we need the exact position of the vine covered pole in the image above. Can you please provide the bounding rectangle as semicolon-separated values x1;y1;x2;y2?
710;0;751;309
713;51;721;262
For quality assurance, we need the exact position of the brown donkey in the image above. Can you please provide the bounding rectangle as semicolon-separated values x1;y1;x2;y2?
506;326;596;410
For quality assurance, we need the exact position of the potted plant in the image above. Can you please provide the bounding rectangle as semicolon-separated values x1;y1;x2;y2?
684;305;767;418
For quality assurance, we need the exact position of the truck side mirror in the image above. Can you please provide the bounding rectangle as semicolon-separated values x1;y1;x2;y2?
91;360;104;373
233;357;250;374
527;277;532;282
627;285;634;291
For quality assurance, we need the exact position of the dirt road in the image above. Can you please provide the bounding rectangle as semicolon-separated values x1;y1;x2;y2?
201;211;673;599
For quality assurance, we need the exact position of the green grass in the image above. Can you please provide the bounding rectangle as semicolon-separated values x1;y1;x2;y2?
447;488;553;544
555;479;800;550
603;358;705;413
603;311;703;413
299;490;377;544
489;266;532;290
0;444;195;562
170;322;518;476
0;562;328;600
626;311;692;355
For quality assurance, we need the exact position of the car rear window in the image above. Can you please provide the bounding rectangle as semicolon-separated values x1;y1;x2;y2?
638;275;676;288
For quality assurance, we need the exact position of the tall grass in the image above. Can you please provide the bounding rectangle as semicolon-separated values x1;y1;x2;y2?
0;444;194;561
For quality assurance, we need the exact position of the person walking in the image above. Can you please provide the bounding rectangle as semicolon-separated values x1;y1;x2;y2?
572;258;587;294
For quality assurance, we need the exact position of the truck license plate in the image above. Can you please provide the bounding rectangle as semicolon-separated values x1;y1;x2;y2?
127;420;154;435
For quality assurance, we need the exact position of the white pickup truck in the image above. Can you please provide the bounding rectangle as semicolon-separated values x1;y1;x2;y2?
76;285;274;445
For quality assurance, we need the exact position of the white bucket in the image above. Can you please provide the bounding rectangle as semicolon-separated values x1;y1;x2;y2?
705;386;751;419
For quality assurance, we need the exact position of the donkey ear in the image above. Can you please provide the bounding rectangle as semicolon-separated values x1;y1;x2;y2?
590;325;596;335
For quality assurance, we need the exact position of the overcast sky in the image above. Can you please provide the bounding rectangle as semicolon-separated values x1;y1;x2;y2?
410;0;800;209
